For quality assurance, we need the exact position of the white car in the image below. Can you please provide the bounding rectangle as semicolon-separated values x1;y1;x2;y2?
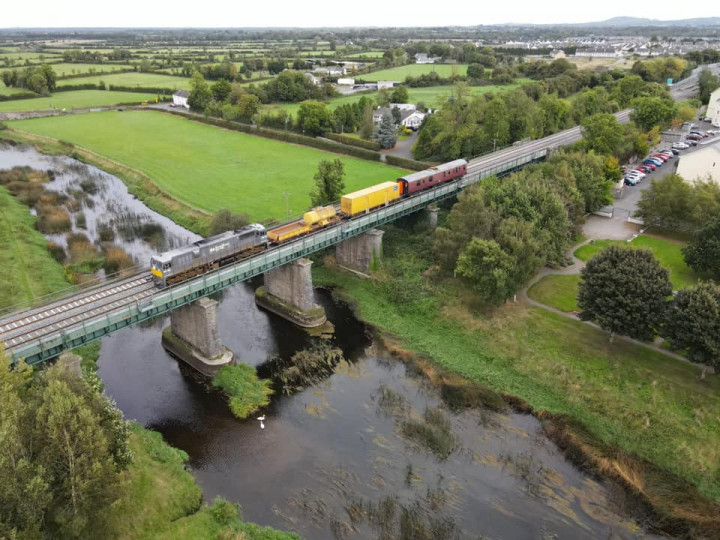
626;172;645;182
672;142;689;149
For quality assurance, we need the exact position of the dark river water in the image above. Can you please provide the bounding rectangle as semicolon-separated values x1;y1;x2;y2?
1;143;662;539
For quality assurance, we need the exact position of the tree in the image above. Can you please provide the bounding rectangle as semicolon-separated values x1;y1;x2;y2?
297;100;331;136
373;113;398;149
310;159;345;206
630;96;674;131
635;174;695;230
390;85;409;103
698;68;720;104
580;113;624;156
360;101;374;140
663;282;720;369
376;88;391;107
236;93;260;122
482;96;510;149
188;71;212;111
578;246;672;341
0;351;131;538
391;106;402;125
456;238;515;305
683;217;720;278
466;63;486;80
209;209;249;235
211;79;232;102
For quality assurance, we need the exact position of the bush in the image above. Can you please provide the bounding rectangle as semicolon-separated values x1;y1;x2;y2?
47;241;66;263
385;155;435;171
209;209;249;235
36;206;71;233
211;364;274;419
323;132;381;151
75;211;87;229
103;246;135;275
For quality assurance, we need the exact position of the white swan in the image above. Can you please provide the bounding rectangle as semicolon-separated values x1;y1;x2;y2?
257;415;265;429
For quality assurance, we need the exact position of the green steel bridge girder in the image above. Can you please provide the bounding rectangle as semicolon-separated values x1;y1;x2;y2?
10;149;548;365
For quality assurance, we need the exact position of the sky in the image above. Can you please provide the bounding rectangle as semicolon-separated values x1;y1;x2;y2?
1;0;718;28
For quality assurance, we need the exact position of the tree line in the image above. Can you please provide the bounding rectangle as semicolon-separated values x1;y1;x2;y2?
1;64;57;95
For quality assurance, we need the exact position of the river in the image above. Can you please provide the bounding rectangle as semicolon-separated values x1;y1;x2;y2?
1;142;662;539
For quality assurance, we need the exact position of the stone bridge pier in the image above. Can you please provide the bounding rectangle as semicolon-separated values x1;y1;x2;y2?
255;258;326;328
161;297;234;376
336;229;384;277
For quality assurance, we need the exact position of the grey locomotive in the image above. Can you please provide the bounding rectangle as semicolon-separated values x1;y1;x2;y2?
150;224;268;288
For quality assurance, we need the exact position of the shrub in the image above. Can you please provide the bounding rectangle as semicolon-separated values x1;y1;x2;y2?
385;155;435;171
209;209;249;235
323;132;381;151
36;206;71;233
211;364;273;419
47;241;66;263
103;246;135;275
75;211;87;229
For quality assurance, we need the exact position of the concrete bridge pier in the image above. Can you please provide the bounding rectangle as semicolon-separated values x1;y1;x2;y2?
255;258;327;328
161;297;234;377
425;206;439;229
336;229;384;277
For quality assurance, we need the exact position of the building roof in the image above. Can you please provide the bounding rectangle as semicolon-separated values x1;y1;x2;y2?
676;142;720;184
173;90;190;98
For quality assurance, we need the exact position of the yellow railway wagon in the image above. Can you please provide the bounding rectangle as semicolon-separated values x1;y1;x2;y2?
341;182;400;216
268;206;337;243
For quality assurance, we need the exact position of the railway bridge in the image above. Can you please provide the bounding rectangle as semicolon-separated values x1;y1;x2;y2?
0;110;630;373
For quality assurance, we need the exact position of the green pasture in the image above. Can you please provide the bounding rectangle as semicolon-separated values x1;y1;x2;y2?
11;110;408;221
0;90;160;112
57;72;191;90
360;64;471;81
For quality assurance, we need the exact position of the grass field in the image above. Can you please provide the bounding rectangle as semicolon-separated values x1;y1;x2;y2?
0;187;69;309
57;72;191;90
11;110;407;221
527;274;581;312
0;82;32;96
40;63;130;77
313;228;720;505
345;51;385;59
263;82;529;117
361;64;471;81
0;90;161;112
575;236;699;289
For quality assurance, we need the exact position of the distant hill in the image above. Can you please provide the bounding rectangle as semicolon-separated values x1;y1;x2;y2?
586;16;720;28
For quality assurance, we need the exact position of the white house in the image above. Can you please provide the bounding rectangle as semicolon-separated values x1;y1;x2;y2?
372;106;426;130
304;72;321;86
707;87;720;128
172;90;190;108
415;53;441;64
389;103;416;112
337;77;355;86
550;49;565;60
401;110;426;130
377;81;398;90
676;142;720;184
574;47;621;58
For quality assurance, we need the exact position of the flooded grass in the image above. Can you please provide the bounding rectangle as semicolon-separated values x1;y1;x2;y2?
400;407;456;460
269;342;344;395
102;245;135;276
211;363;274;419
376;384;408;417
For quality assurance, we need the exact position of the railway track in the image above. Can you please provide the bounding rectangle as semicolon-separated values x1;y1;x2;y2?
0;274;154;352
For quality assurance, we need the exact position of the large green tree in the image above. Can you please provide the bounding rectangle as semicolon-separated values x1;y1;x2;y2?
630;96;674;131
697;68;720;104
373;113;398;149
0;352;131;539
683;217;720;278
188;71;212;111
580;113;624;156
578;246;672;340
456;238;515;305
663;282;720;369
297;100;331;136
310;159;345;206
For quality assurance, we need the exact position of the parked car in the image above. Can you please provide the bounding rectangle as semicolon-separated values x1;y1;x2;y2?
637;165;652;173
685;139;698;146
668;148;680;155
672;142;689;149
686;134;703;141
624;177;639;186
641;160;657;170
646;158;664;166
652;154;670;161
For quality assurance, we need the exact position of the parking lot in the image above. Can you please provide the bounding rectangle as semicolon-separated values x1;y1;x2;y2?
584;117;719;240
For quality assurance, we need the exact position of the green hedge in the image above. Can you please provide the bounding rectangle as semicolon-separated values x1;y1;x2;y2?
385;155;435;171
0;92;40;102
323;132;381;151
153;109;383;162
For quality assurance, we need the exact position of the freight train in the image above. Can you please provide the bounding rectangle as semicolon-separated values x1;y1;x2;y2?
150;159;467;288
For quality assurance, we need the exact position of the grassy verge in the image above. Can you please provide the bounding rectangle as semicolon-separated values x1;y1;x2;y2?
0;186;69;309
527;274;580;312
574;236;699;289
0;129;212;235
8;110;407;222
311;227;720;527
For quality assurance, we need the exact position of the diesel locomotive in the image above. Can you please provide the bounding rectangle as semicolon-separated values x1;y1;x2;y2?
150;159;468;288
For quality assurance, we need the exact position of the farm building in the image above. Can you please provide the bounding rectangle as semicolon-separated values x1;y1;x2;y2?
172;90;190;108
373;106;426;130
707;87;720;127
304;72;321;86
377;81;397;90
415;53;441;64
676;142;720;184
337;78;355;85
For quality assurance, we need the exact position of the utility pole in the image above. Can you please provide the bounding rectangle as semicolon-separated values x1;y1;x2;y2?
283;192;290;220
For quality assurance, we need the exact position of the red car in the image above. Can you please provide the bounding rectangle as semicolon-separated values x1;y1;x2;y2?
652;154;670;161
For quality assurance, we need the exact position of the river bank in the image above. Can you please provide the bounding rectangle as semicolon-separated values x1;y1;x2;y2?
311;226;720;538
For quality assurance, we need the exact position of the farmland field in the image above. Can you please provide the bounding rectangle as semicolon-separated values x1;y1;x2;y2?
34;63;130;77
0;81;31;95
360;64;471;81
0;90;161;112
57;72;191;90
345;51;384;59
11;110;408;221
263;82;530;116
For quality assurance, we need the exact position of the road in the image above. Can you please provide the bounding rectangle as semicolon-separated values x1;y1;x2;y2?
668;63;720;101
